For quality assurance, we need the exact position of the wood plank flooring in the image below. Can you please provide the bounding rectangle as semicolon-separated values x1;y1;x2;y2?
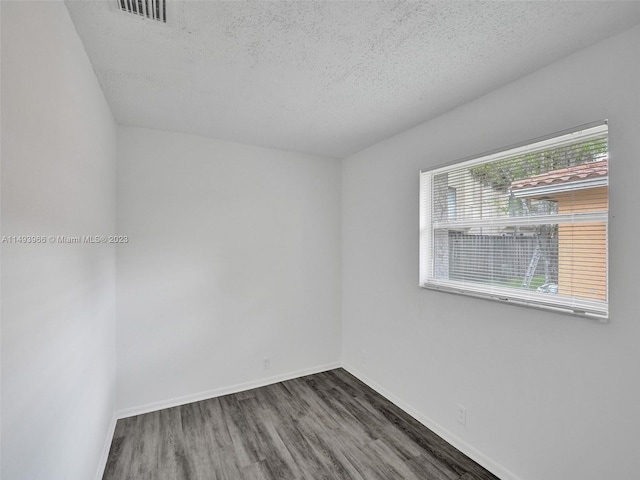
103;368;500;480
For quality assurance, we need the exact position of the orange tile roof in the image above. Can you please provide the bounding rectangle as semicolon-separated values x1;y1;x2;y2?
511;159;608;191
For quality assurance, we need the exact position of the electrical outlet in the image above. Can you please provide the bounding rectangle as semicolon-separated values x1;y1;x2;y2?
263;358;271;371
457;404;467;426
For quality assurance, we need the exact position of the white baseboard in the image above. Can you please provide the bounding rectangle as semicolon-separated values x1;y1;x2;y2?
116;361;342;419
342;362;523;480
94;413;117;480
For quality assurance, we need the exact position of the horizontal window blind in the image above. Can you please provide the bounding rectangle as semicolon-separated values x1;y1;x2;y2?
420;122;609;320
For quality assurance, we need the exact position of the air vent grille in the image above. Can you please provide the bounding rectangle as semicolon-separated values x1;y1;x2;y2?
117;0;166;23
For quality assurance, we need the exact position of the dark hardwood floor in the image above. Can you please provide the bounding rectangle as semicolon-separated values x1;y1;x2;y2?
103;368;500;480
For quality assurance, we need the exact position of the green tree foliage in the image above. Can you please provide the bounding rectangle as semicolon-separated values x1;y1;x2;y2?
469;139;607;193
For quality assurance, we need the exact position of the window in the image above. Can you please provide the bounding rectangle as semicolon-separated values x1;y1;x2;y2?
447;187;457;220
419;122;609;320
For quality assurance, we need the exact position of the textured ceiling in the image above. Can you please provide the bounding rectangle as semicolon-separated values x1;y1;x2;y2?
65;1;640;158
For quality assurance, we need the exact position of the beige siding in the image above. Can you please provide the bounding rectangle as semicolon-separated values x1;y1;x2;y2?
555;187;608;300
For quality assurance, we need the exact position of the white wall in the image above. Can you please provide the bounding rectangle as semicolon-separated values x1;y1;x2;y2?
1;2;117;480
342;26;640;480
116;127;341;412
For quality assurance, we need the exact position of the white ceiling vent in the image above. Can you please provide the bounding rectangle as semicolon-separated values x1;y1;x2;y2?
116;0;166;23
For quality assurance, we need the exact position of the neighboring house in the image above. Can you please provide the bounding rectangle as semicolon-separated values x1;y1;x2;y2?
439;169;505;234
511;159;608;300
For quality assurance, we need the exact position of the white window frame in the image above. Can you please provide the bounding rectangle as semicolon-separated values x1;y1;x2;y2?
419;121;609;321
